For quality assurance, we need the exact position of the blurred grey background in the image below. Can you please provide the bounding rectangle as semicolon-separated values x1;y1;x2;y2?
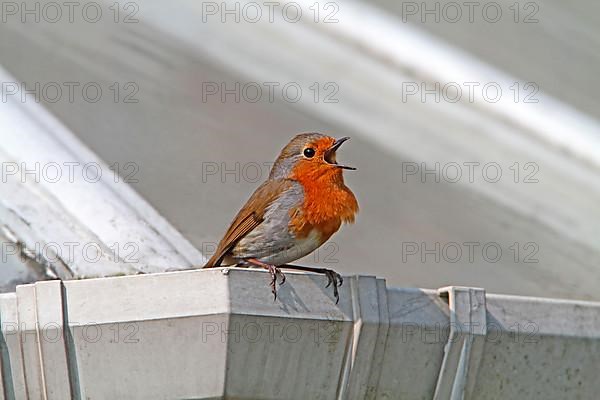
1;0;600;300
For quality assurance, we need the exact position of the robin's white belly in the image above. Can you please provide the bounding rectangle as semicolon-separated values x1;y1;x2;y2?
254;229;323;266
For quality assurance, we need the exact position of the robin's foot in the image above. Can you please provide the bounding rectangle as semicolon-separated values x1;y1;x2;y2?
246;259;286;301
281;264;344;304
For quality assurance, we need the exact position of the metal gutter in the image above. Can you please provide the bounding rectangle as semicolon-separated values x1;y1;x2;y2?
0;268;597;399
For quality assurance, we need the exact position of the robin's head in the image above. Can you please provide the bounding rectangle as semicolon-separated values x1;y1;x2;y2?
269;133;356;181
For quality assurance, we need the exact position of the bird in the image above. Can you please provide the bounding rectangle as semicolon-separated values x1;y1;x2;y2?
204;133;358;303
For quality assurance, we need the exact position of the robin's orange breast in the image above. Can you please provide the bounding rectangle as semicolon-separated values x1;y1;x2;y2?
289;173;358;244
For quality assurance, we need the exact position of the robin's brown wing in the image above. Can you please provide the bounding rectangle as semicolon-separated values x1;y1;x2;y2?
203;179;294;267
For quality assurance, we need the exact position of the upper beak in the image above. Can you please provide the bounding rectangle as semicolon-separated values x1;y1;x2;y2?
325;137;356;170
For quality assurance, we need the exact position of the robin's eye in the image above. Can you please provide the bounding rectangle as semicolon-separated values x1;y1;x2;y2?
303;147;316;158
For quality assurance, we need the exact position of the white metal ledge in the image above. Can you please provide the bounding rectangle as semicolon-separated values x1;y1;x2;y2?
0;268;598;399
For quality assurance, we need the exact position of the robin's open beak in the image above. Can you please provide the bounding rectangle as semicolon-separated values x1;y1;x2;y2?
324;137;356;170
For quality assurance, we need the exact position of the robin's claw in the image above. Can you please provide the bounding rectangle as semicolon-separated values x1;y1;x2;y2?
333;285;340;304
267;266;280;301
279;271;286;285
279;264;344;304
325;271;333;288
322;269;343;304
268;265;286;301
246;259;285;302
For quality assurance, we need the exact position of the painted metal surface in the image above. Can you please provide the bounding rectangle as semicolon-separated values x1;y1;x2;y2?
434;286;486;400
0;269;597;399
0;66;205;286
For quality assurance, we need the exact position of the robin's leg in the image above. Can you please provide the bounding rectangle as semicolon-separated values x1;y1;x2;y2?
245;258;286;301
280;264;343;304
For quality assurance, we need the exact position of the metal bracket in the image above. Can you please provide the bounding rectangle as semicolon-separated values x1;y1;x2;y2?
434;286;487;400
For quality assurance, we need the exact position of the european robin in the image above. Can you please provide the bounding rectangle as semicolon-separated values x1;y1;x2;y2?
204;133;358;302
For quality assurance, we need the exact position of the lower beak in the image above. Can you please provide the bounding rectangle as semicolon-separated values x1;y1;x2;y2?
325;137;356;170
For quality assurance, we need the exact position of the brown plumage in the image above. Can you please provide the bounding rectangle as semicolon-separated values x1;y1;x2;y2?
204;179;295;267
